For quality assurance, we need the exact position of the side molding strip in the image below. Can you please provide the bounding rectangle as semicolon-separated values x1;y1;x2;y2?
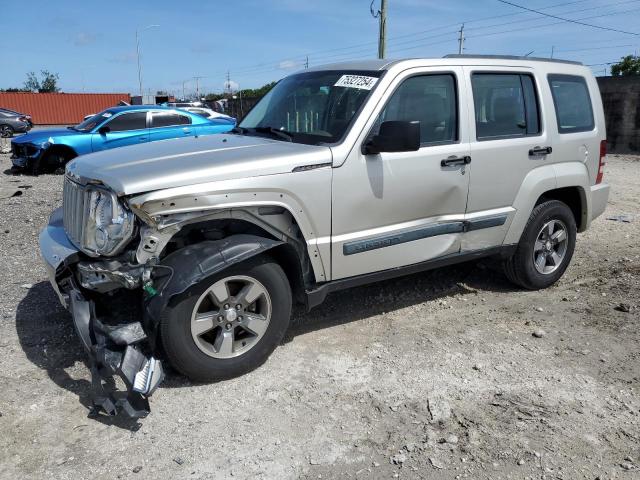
343;222;464;256
342;214;508;256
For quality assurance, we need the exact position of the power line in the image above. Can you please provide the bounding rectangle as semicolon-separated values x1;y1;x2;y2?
497;0;640;36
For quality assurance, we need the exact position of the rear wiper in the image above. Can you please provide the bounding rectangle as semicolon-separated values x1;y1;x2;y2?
253;126;294;142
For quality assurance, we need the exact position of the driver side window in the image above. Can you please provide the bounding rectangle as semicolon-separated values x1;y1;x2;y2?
373;74;458;145
104;112;148;132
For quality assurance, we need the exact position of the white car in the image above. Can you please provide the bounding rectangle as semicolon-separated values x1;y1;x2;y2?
180;106;235;123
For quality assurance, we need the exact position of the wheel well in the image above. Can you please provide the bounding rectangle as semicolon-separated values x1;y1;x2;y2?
44;144;77;161
160;218;311;304
536;187;586;231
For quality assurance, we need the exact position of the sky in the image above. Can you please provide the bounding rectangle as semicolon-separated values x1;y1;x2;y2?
0;0;638;97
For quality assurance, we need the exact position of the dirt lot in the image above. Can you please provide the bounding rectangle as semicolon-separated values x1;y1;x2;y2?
0;152;638;480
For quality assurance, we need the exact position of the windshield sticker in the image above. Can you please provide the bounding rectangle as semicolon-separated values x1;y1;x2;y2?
334;75;378;90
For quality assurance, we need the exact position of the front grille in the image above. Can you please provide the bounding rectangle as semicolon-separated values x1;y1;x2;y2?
63;176;87;248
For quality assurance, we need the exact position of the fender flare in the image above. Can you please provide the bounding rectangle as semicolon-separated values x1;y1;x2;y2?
144;234;283;327
504;162;591;244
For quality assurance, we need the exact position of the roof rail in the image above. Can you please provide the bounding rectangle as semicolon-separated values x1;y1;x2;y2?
444;54;583;66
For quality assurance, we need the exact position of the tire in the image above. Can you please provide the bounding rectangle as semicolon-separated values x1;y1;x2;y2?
503;200;577;290
160;256;292;382
0;125;14;138
36;150;75;175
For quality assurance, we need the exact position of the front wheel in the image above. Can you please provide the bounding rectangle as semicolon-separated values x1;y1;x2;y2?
0;125;14;138
503;200;577;290
160;257;292;382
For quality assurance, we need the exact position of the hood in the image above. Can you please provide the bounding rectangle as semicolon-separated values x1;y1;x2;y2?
12;128;82;145
68;134;333;196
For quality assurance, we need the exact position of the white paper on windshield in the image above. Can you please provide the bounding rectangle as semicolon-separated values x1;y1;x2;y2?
334;75;378;90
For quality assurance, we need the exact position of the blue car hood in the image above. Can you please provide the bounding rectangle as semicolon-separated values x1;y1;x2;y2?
13;128;83;145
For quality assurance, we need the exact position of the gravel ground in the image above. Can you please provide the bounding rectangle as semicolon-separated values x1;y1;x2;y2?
0;152;638;480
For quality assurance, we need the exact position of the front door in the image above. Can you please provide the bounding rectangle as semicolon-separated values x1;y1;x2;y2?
331;67;472;280
91;111;149;151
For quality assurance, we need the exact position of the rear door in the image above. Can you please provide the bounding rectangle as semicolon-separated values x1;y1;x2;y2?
463;66;548;250
91;111;150;151
149;111;194;142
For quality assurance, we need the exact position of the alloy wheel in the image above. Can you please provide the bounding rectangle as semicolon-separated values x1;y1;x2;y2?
190;275;272;359
532;219;569;275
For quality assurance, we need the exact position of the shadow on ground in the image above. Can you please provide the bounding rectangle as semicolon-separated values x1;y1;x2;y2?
15;257;515;425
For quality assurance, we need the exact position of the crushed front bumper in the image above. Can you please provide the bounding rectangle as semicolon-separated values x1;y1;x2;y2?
10;142;43;169
39;208;164;418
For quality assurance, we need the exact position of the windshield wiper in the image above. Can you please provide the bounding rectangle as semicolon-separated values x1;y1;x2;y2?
253;126;294;142
67;126;79;131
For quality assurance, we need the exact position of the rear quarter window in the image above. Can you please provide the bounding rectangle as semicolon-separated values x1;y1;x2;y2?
548;74;594;134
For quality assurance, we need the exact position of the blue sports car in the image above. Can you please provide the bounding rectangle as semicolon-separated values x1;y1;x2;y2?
10;105;236;174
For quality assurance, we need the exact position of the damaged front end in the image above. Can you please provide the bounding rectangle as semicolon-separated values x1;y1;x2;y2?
40;207;164;418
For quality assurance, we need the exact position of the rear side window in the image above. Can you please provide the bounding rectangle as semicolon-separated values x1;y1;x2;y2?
472;73;540;139
373;74;458;145
152;112;192;127
105;112;148;132
548;74;594;133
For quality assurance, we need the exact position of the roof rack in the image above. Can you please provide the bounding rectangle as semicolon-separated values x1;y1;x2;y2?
443;54;583;66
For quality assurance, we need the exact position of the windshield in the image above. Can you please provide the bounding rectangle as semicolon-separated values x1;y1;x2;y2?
73;110;116;132
239;70;383;145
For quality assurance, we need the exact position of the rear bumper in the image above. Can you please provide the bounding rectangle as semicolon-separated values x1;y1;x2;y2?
590;183;610;221
39;208;164;418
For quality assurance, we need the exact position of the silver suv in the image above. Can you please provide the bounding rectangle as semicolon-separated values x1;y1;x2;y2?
40;56;610;416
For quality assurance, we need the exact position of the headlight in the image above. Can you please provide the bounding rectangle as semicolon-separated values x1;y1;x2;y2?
82;188;135;256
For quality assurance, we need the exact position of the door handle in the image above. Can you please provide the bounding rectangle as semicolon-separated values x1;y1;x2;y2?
441;155;471;167
529;146;552;156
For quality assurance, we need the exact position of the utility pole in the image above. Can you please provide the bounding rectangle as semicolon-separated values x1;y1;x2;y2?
226;71;232;95
135;24;160;99
370;0;387;59
550;45;555;59
305;55;309;69
193;76;206;101
458;24;465;54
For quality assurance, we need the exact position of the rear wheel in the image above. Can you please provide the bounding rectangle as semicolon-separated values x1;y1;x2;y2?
503;200;576;290
160;256;292;382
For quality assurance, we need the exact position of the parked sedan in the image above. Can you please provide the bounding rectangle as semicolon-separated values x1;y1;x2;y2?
11;105;235;173
181;106;236;123
0;108;33;137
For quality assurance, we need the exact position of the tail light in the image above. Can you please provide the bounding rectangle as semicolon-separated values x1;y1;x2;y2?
18;116;28;122
596;140;606;184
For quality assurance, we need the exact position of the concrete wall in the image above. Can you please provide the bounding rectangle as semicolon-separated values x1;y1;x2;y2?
597;76;640;154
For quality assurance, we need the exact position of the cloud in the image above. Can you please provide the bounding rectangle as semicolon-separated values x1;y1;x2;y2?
108;52;138;64
224;80;240;91
73;32;97;46
279;60;300;70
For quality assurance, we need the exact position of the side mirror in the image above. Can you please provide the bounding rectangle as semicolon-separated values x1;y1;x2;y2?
362;120;420;155
98;125;110;135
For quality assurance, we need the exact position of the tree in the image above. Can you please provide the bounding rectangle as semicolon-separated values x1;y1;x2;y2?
611;55;640;76
23;70;60;93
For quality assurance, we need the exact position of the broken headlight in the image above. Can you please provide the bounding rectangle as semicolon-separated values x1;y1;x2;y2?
82;188;135;256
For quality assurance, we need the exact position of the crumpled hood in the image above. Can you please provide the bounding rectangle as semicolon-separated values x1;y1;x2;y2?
12;128;80;145
67;134;333;196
